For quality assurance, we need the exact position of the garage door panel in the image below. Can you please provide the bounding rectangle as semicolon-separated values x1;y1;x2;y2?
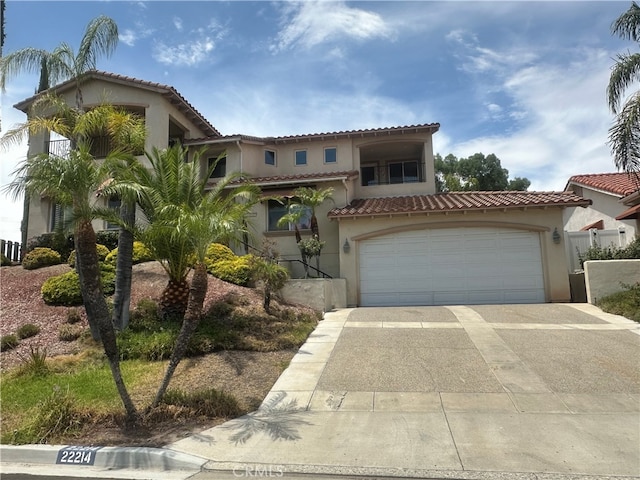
359;227;545;306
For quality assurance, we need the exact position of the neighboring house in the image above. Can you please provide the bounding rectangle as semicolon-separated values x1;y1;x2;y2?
564;173;640;239
15;70;591;307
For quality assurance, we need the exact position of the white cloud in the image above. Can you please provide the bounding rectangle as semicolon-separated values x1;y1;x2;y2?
173;16;183;32
153;38;215;67
271;0;392;52
119;29;137;47
448;47;616;192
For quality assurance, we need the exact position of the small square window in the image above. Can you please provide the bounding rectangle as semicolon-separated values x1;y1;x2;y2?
265;150;276;166
295;150;307;166
324;147;337;164
209;157;226;178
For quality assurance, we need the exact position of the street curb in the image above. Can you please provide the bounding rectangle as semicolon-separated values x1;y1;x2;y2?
0;444;208;471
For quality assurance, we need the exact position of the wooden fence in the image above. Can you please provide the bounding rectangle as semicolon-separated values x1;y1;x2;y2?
1;239;23;263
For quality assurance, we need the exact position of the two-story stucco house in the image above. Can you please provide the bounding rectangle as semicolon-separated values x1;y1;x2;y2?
14;71;590;307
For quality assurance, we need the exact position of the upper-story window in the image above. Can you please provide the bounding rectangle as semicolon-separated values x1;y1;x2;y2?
267;199;312;232
295;150;307;166
389;161;419;184
265;150;276;166
209;157;226;178
324;147;337;164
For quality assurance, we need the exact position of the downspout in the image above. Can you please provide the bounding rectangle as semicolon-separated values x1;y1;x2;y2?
236;139;243;172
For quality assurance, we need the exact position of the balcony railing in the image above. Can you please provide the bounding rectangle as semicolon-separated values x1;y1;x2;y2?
360;161;425;186
46;139;71;158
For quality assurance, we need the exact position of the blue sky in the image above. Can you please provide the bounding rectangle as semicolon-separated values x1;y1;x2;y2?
0;1;634;242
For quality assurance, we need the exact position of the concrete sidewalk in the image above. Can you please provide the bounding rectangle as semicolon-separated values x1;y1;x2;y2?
169;303;640;479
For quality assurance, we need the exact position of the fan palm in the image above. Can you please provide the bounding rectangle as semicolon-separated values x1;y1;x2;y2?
0;15;118;109
608;1;640;174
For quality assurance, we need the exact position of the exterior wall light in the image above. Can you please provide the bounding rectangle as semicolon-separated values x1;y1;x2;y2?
552;227;561;244
343;238;351;253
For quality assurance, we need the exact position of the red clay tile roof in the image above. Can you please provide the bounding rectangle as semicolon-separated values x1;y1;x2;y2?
566;173;640;197
233;170;360;186
187;123;440;145
14;70;221;138
328;191;591;218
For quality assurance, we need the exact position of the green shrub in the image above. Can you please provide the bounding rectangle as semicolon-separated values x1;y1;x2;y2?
105;241;154;265
22;247;62;270
17;323;41;339
579;236;640;267
128;299;161;332
95;230;119;250
205;243;235;265
41;264;116;306
162;388;242;417
58;324;84;342
27;232;74;260
66;308;82;324
14;347;49;377
67;244;110;268
1;334;19;351
208;255;253;286
1;253;12;266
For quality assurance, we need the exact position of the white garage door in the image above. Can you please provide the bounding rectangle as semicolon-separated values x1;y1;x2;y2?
359;227;545;306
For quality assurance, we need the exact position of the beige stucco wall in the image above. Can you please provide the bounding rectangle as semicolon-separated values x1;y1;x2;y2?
280;278;347;312
335;208;571;306
584;259;640;303
23;79;213;241
563;189;637;238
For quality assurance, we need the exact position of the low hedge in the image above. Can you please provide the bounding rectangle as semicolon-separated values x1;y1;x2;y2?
41;264;116;306
105;241;154;265
67;244;110;268
22;248;62;270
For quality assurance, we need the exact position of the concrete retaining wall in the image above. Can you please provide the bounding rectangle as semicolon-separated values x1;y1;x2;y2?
584;259;640;303
280;278;347;312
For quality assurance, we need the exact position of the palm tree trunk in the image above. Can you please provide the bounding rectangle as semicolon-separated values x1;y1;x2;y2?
75;219;139;423
150;262;208;410
112;201;135;331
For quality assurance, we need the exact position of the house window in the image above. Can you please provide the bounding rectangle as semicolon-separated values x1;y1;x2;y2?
295;150;307;166
324;147;337;164
267;199;312;232
265;150;276;166
209;157;226;178
50;203;72;232
361;166;377;186
106;197;122;230
389;161;419;184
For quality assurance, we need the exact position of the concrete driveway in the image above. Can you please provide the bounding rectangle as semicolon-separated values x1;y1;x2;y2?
170;304;640;479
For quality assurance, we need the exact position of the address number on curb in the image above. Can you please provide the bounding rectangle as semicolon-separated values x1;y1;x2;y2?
56;446;102;466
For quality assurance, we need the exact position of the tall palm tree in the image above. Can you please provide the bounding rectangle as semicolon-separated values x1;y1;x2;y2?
2;97;145;423
608;1;640;174
0;15;118;110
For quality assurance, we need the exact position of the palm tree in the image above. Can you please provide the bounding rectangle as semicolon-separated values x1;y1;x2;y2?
608;1;640;174
2;97;145;423
0;15;118;109
119;145;259;408
277;186;334;276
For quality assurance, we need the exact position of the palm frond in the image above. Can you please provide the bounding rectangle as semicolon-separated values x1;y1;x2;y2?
612;1;640;42
608;91;640;173
0;47;49;90
607;53;640;113
76;16;118;74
